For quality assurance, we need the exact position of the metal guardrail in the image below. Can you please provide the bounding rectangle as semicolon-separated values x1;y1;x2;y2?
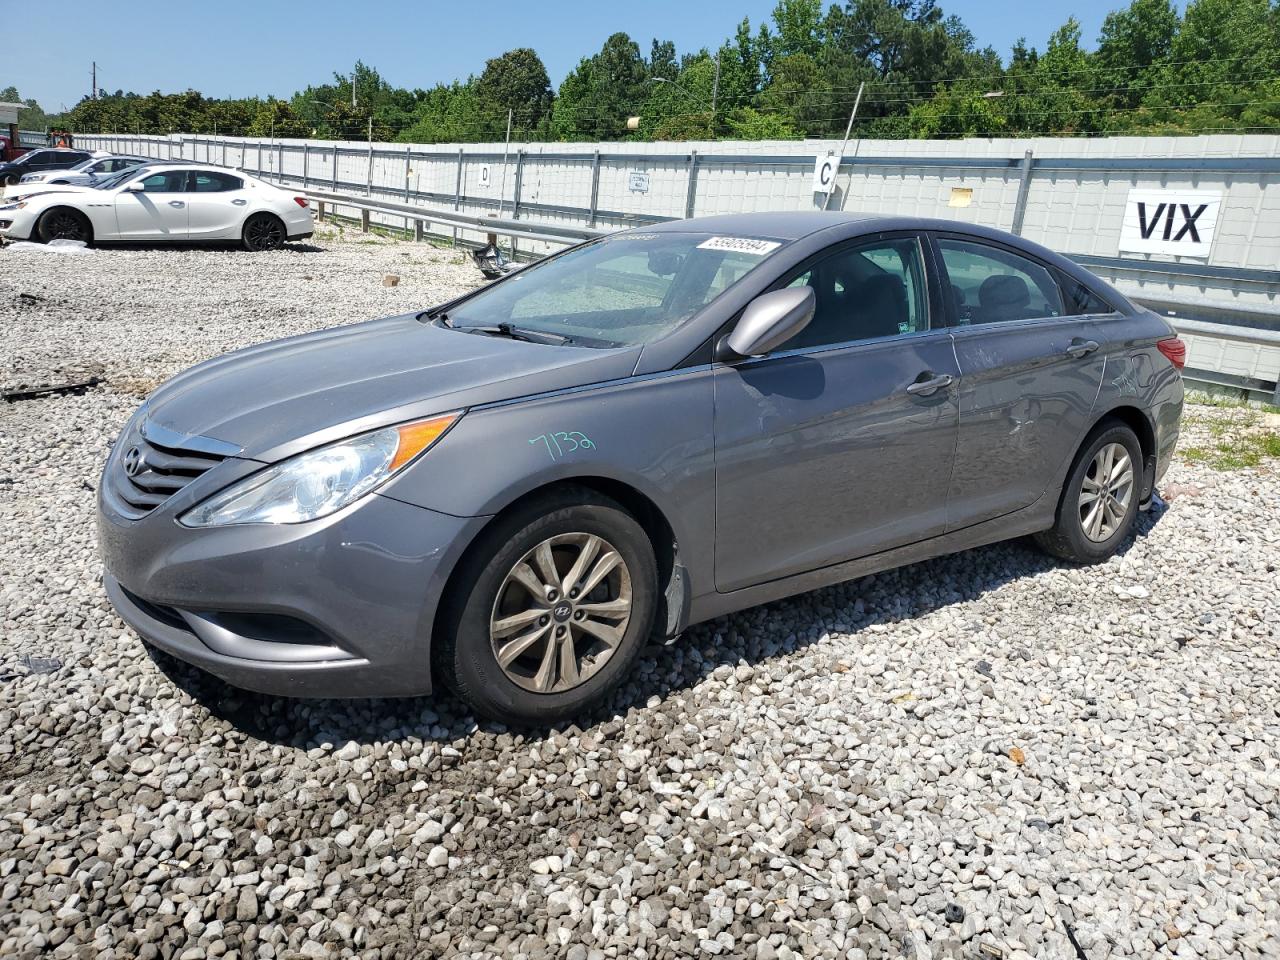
303;188;607;247
1163;316;1280;404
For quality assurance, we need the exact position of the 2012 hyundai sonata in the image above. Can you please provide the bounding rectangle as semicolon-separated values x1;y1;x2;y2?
99;212;1185;724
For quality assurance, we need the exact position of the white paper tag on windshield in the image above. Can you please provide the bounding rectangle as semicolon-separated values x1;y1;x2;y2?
697;236;781;256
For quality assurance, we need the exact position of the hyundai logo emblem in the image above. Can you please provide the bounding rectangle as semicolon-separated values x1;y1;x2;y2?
123;446;144;477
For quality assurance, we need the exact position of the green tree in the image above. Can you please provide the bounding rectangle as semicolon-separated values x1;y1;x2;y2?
552;32;648;140
476;48;553;137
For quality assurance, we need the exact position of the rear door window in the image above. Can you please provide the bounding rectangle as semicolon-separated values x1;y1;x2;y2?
189;171;244;192
936;238;1064;326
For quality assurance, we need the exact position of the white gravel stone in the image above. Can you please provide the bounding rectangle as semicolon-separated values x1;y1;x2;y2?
1;228;1278;959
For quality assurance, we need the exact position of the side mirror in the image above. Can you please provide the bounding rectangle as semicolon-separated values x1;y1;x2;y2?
718;286;816;360
124;181;145;192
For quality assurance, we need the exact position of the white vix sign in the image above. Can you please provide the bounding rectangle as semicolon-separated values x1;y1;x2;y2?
1118;189;1220;258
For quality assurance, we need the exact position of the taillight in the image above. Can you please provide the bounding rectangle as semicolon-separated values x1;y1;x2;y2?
293;197;309;208
1157;336;1186;370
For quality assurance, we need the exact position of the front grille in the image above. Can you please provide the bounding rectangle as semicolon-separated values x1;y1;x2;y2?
113;431;226;516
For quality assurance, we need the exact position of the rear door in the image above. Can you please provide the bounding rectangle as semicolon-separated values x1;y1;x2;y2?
113;169;190;240
185;170;250;240
933;234;1107;531
712;233;960;593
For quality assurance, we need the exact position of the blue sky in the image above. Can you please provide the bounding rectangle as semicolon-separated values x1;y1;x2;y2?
9;0;1139;111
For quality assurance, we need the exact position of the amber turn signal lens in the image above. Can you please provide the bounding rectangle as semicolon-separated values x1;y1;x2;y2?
391;414;459;471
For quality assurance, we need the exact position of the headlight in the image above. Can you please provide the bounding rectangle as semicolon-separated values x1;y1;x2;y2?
180;413;459;527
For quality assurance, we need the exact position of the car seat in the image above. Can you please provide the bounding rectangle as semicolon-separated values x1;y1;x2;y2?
978;274;1031;324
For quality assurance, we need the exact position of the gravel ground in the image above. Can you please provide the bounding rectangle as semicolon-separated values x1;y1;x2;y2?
2;231;1278;960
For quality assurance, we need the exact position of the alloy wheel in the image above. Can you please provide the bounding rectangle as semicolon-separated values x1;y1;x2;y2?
1078;441;1134;542
489;532;633;694
44;211;88;242
245;216;284;251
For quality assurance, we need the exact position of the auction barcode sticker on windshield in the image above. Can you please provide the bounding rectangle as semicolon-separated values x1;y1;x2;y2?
697;236;781;256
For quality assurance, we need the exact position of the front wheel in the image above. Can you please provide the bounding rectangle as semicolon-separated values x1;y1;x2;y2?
1034;420;1142;564
36;208;92;244
242;213;285;251
436;489;658;725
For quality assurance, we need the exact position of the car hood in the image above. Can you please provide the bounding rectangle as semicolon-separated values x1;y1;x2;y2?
142;312;642;461
2;182;94;201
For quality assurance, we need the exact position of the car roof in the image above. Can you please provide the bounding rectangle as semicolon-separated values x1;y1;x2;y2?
650;211;1077;261
646;211;877;240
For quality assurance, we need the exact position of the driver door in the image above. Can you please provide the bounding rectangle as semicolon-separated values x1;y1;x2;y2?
712;234;960;593
113;169;189;240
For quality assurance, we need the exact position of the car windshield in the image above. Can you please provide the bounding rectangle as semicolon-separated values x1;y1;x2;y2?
93;168;149;190
444;231;787;347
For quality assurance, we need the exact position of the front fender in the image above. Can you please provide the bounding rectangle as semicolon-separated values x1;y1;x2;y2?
378;367;717;597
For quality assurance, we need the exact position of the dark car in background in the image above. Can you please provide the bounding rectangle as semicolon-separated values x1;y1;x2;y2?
97;212;1185;725
0;147;93;184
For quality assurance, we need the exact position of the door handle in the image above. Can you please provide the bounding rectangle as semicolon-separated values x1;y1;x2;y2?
905;372;954;396
1065;338;1100;359
168;200;185;208
231;198;247;206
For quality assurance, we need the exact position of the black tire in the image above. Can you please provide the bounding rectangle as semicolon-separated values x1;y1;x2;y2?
435;487;658;726
35;207;92;244
242;213;286;251
1034;419;1143;564
3;174;16;186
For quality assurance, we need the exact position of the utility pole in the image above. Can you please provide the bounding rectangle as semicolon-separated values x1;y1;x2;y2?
352;70;357;109
710;51;720;138
91;61;97;100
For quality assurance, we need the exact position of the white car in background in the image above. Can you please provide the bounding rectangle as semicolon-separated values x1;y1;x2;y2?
0;164;314;250
16;154;153;188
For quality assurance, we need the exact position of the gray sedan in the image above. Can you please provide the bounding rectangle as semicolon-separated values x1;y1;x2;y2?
98;212;1185;724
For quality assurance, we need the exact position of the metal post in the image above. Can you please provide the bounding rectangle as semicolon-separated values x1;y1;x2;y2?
414;219;425;243
512;151;525;220
405;146;412;203
588;151;601;227
332;144;338;191
366;117;373;197
361;208;370;232
303;143;309;189
498;109;513;218
684;150;699;219
452;148;464;247
221;137;227;167
277;142;284;184
510;150;526;259
1011;149;1035;236
257;140;262;176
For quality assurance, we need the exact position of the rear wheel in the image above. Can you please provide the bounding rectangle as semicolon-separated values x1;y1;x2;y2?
35;207;92;244
435;489;657;725
1034;420;1142;564
242;213;285;251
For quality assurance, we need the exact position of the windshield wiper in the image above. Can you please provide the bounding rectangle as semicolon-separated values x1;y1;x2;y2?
464;322;574;345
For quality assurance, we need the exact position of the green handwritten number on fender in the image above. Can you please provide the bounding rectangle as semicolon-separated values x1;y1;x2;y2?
530;431;597;461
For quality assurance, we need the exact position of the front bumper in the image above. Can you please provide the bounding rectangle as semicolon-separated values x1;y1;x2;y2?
99;480;488;699
0;209;35;240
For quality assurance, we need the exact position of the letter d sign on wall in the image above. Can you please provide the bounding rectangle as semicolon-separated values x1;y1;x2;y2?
1119;189;1220;258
